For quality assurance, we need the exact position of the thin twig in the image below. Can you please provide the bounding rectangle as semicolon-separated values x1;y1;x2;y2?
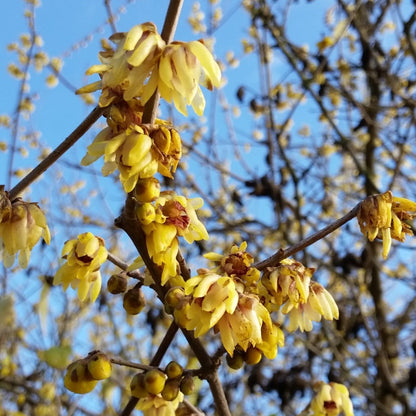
254;203;361;270
9;106;106;200
110;357;152;372
183;399;206;416
150;321;179;367
104;0;117;33
106;252;130;270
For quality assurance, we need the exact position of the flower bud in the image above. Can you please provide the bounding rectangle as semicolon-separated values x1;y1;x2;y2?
134;178;161;203
87;351;112;380
180;374;195;395
130;373;148;398
64;360;97;394
136;202;156;225
161;378;180;401
165;361;183;379
226;351;244;370
107;273;128;294
244;347;262;365
144;369;167;395
123;286;146;315
164;287;185;309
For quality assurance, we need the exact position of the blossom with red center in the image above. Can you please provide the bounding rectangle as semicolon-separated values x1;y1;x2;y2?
53;232;107;302
308;381;354;416
136;192;208;285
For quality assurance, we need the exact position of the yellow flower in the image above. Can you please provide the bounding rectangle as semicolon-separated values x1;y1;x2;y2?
357;190;416;259
138;192;209;285
216;293;274;356
81;103;182;193
204;241;261;287
136;391;184;416
182;270;239;337
76;23;221;114
142;40;222;116
259;260;338;332
76;22;165;106
310;382;354;416
171;242;283;359
0;189;50;268
282;282;339;332
259;259;314;311
53;232;107;302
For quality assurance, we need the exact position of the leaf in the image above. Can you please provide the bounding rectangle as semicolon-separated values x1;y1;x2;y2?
38;282;50;336
38;346;72;370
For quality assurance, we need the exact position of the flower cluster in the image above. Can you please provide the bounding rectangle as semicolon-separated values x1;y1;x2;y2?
260;259;339;332
76;22;221;116
130;362;194;416
136;191;209;285
307;381;354;416
142;40;222;116
169;242;284;359
168;242;340;359
357;190;416;258
54;232;107;302
0;187;50;268
81;103;182;192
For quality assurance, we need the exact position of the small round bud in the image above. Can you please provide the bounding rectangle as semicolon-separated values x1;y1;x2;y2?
136;203;156;225
164;287;185;309
244;347;262;365
123;286;146;315
180;374;195;395
134;178;161;203
87;352;112;380
144;369;167;395
226;351;244;370
130;373;148;398
165;361;183;379
161;378;180;401
107;274;128;294
64;360;98;394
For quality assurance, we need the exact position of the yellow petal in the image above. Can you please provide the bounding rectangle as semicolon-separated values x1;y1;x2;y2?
191;85;205;116
75;81;102;94
77;279;90;302
141;70;159;104
18;248;31;269
85;64;111;75
121;133;152;166
382;228;392;259
393;196;416;212
187;41;221;87
172;45;197;99
127;34;158;67
159;48;175;89
103;132;127;162
89;273;102;302
123;25;144;51
193;273;219;298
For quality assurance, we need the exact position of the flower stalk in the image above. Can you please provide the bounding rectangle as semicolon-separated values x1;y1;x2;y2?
254;203;361;271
